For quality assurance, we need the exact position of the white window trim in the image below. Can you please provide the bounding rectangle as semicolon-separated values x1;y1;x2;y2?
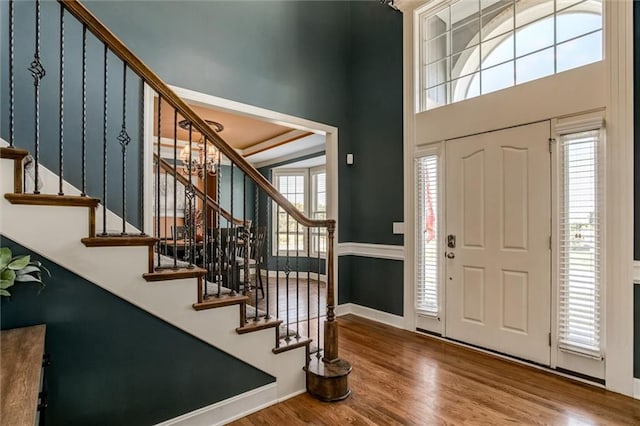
310;166;327;258
271;166;327;258
414;145;444;318
554;114;606;360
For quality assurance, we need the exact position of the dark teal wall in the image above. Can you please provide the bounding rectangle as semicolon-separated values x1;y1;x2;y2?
340;2;404;314
347;2;404;246
0;0;143;229
341;256;403;316
0;235;273;426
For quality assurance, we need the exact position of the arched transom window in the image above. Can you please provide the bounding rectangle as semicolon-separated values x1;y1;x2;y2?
418;0;602;111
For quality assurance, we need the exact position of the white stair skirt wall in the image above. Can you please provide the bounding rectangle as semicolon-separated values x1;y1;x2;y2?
0;156;306;400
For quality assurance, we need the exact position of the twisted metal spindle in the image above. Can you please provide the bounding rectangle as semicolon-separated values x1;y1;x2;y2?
172;109;178;269
118;62;131;235
138;79;146;235
101;45;108;235
8;0;15;147
30;0;46;194
58;4;65;195
81;24;87;196
295;221;300;338
285;213;291;342
156;95;162;267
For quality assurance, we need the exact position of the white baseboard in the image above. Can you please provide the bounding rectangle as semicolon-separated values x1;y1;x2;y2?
337;242;404;261
634;378;640;400
336;303;404;329
155;382;278;426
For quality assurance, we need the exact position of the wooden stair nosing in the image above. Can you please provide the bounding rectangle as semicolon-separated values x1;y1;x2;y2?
143;267;207;282
81;235;158;247
192;294;249;311
236;317;283;335
0;147;29;160
272;337;312;354
5;193;100;208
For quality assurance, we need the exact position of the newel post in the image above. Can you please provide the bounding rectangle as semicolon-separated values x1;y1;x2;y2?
304;220;352;401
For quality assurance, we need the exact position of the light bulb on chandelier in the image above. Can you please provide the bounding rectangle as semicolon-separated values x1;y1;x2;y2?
178;119;224;178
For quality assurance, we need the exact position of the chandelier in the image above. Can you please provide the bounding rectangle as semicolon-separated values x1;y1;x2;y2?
178;119;223;178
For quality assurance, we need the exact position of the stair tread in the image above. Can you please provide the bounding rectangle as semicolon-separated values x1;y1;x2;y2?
0;147;29;160
5;193;100;208
236;317;282;334
82;235;158;247
272;336;312;354
143;266;207;282
192;293;249;311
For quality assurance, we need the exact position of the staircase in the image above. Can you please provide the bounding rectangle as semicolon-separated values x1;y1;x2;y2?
0;0;350;411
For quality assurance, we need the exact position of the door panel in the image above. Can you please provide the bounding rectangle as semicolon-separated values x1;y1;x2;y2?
445;121;551;365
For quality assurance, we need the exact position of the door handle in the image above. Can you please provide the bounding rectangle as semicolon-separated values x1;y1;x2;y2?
446;252;455;259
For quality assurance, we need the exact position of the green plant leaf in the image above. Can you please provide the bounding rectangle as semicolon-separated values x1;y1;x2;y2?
16;266;41;275
15;274;42;283
8;255;30;270
1;269;16;283
0;279;15;289
0;289;11;297
0;248;11;269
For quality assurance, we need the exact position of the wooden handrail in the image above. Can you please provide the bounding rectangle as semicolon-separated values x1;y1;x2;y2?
155;155;246;227
59;0;333;230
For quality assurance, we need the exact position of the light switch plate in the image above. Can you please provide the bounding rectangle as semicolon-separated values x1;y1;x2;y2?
393;222;404;234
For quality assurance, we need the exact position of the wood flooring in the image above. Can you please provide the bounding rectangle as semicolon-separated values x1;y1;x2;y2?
230;314;640;425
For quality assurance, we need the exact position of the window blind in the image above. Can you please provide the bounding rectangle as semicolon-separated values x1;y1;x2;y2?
416;154;439;315
558;129;603;358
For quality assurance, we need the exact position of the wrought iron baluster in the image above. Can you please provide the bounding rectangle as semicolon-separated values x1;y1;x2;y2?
30;0;46;194
163;169;168;256
296;221;300;339
101;45;108;235
172;109;178;269
264;193;271;320
285;213;291;342
81;24;87;196
275;204;280;321
186;123;195;268
243;174;249;297
8;0;15;147
138;79;145;235
230;163;236;296
156;95;162;268
216;152;222;298
58;4;65;195
307;226;311;341
202;136;208;297
254;183;259;322
317;230;321;357
118;62;131;235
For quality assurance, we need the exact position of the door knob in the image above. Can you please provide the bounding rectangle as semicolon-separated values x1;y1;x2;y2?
446;252;455;259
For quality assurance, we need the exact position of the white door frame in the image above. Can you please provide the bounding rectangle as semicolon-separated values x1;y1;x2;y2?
142;85;340;305
399;0;634;396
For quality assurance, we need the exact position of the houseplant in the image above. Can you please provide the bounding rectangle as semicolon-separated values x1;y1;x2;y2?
0;247;49;297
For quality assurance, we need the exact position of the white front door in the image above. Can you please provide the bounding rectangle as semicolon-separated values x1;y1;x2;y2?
445;121;551;365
